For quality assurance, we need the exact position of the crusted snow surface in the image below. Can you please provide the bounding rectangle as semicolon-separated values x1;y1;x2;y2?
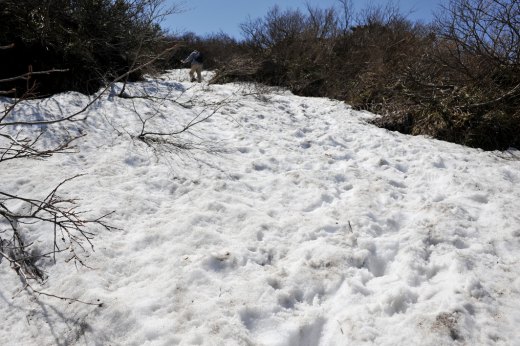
1;70;520;345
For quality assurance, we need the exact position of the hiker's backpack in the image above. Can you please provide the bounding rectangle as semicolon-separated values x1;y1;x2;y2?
194;51;204;63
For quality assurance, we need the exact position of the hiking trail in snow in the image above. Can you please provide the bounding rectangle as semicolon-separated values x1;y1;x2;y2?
1;70;520;345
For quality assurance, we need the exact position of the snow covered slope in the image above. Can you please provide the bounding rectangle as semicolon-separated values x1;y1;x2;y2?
1;70;520;345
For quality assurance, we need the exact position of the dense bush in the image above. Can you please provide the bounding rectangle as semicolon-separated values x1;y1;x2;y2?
0;0;171;95
237;5;339;95
374;0;519;150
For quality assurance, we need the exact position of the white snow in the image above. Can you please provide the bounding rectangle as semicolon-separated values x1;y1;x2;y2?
1;69;520;345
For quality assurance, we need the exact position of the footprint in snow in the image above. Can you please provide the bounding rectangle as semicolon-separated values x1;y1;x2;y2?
388;179;407;189
303;193;334;212
466;193;489;204
294;129;305;138
267;277;281;290
252;163;269;171
300;141;311;149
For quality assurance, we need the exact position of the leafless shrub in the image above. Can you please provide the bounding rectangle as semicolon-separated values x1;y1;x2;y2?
134;94;231;158
234;5;343;95
336;0;354;33
0;176;114;282
0;66;116;305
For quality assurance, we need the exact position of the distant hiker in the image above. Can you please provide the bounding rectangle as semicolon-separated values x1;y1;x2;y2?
181;50;204;83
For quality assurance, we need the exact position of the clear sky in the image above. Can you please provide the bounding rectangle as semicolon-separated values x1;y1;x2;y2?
162;0;445;39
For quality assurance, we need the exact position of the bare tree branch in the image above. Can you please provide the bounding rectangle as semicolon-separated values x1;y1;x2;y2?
0;69;69;84
0;175;116;284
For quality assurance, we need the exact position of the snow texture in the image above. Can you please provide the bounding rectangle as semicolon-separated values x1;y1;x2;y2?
1;69;520;345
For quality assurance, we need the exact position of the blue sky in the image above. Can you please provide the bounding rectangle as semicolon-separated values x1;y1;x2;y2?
162;0;444;39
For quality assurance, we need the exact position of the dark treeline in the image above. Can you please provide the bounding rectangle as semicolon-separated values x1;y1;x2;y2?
0;0;175;95
1;0;518;150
